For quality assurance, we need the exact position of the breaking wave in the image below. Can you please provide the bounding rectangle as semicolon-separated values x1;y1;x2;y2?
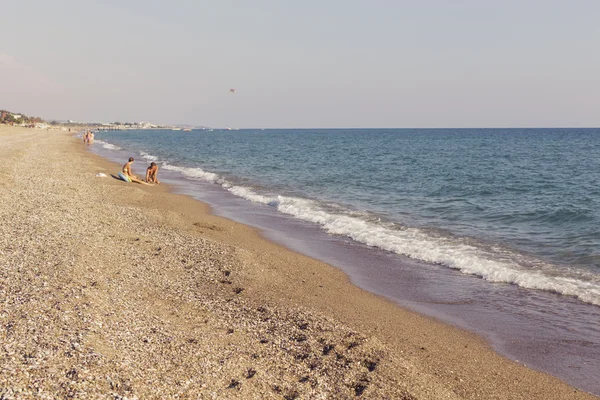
94;139;122;151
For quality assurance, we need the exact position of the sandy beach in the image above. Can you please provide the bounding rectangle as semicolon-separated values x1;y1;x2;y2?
0;125;596;399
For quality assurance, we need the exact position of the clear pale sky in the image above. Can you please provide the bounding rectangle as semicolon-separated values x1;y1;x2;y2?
1;1;599;128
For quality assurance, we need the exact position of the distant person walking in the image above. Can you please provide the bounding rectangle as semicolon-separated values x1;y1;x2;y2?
83;131;89;145
89;131;94;145
146;162;160;184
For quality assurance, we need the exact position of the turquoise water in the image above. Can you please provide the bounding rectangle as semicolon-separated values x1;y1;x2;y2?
96;128;600;306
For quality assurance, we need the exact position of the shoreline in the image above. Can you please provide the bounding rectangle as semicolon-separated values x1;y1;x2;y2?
1;125;596;399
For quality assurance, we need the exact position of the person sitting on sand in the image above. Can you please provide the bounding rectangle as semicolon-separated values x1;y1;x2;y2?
122;157;136;178
122;157;150;185
146;162;160;184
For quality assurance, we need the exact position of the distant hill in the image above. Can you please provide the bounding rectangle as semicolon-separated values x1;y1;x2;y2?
0;109;44;125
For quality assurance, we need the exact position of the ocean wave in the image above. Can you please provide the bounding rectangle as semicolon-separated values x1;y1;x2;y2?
540;207;593;224
95;139;122;151
140;151;158;161
162;164;220;183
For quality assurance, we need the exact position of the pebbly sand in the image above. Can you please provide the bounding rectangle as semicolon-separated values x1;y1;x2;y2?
0;125;596;399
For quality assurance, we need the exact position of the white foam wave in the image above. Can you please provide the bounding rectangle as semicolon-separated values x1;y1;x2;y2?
95;139;122;151
162;164;219;183
140;151;158;161
225;185;600;306
228;186;279;205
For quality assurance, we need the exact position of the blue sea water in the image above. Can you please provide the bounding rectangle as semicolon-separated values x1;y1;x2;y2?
92;128;600;393
97;128;600;305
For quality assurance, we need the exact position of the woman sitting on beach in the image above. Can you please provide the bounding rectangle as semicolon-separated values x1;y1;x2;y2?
146;162;160;184
122;157;150;185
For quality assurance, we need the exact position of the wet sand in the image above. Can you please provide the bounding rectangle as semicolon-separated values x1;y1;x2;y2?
0;125;596;399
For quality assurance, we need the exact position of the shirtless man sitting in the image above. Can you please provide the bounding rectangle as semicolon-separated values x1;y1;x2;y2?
146;162;160;184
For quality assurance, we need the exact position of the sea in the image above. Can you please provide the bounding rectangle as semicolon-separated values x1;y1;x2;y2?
91;128;600;395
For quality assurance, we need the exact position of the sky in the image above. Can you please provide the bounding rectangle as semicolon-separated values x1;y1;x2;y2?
1;0;599;128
